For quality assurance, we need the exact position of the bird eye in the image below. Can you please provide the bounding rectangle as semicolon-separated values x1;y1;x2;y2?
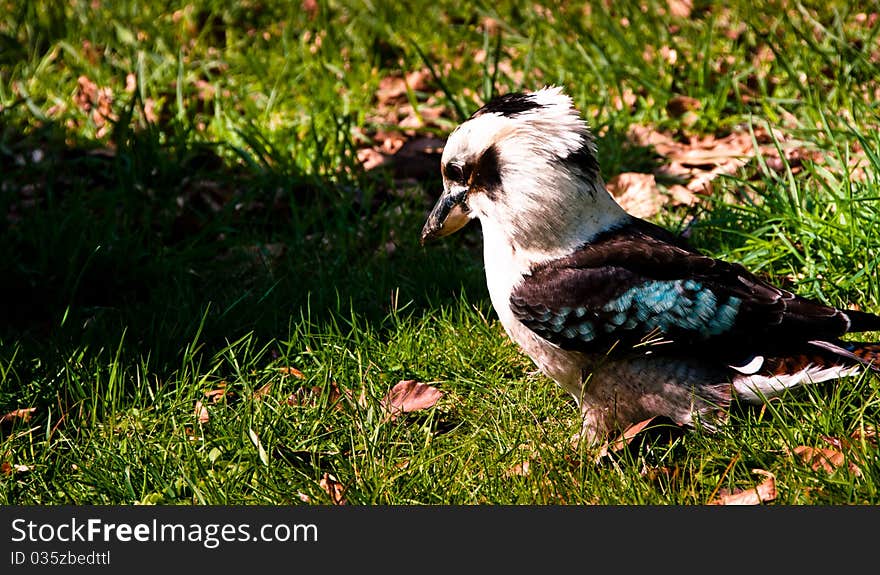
445;162;465;182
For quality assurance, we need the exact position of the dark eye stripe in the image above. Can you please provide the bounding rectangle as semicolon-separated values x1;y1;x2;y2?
472;144;502;200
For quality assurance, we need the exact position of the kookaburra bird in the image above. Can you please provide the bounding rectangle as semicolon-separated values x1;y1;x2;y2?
421;86;880;443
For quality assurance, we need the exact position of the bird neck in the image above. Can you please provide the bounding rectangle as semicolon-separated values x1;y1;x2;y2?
504;176;628;267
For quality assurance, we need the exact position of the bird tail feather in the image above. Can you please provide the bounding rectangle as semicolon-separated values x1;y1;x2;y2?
845;309;880;333
808;339;880;372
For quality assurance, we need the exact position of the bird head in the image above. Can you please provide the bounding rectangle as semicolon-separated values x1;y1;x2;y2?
420;86;625;260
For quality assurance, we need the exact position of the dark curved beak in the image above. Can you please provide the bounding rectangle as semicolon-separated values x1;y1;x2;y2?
420;186;470;245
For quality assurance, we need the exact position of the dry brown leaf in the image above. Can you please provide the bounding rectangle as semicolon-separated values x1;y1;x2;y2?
709;470;777;505
277;366;305;379
659;45;678;65
667;0;693;18
195;383;232;422
503;445;540;478
380;380;443;421
74;76;98;112
820;435;848;450
667;184;698;206
851;425;877;446
287;381;348;409
793;446;861;476
375;69;432;107
125;73;137;93
379;131;407;155
0;407;36;425
675;135;753;165
323;381;343;405
595;417;658;460
74;75;116;137
356;147;389;171
793;445;843;473
203;383;230;403
375;76;407;105
504;460;531;477
628;125;770;196
1;461;11;476
357;63;449;180
253;382;273;400
355;129;406;172
606;172;666;219
319;472;347;505
301;0;319;19
194;400;209;424
666;95;701;118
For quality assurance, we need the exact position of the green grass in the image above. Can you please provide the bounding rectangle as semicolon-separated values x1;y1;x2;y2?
2;0;880;504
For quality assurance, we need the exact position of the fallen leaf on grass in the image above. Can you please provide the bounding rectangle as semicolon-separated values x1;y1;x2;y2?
277;366;305;378
286;381;366;411
502;445;539;477
194;383;232;423
792;445;861;476
595;417;658;460
375;69;432;106
356;134;444;180
355;66;449;183
194;400;209;424
709;469;777;505
380;380;443;421
667;0;693;18
288;381;341;407
666;94;701;118
851;425;877;446
820;435;851;450
626;125;767;196
504;460;531;477
287;386;318;406
2;462;32;474
319;472;347;505
73;75;116;138
606;173;667;219
301;0;319;19
826;426;878;448
203;383;231;403
253;382;273;400
0;407;36;425
606;171;698;220
356;147;389;171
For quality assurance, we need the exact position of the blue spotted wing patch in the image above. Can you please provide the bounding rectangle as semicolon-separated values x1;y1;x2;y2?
508;219;862;357
604;279;741;337
511;275;742;351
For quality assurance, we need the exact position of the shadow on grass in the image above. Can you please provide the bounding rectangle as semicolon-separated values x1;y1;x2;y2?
0;115;487;394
